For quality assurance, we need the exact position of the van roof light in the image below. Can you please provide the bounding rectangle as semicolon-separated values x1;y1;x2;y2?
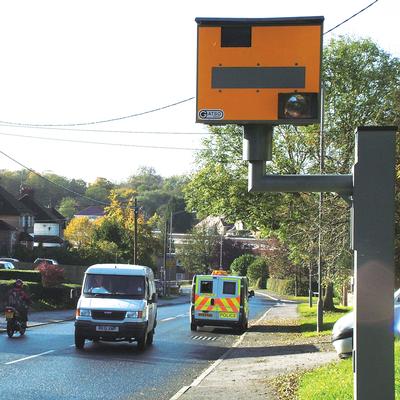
211;270;228;275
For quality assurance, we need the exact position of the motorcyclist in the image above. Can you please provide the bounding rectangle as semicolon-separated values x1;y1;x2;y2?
7;279;31;327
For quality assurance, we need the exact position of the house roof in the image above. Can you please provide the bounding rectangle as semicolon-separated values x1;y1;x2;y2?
19;194;62;223
49;207;66;221
0;220;17;231
75;205;105;217
0;186;32;216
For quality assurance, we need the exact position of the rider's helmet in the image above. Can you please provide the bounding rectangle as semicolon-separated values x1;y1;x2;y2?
15;279;23;288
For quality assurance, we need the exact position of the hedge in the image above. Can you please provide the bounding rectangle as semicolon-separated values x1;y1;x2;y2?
0;269;42;283
267;278;295;295
0;280;81;309
267;277;309;296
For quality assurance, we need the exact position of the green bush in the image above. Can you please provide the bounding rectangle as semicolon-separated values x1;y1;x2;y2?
0;269;41;283
0;279;81;309
247;257;268;288
230;254;256;276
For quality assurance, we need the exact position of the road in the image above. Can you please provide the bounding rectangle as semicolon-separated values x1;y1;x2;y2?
0;294;275;400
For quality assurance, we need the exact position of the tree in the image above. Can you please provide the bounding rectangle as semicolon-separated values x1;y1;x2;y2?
247;257;268;289
64;217;95;249
58;197;78;220
93;191;160;267
85;177;114;204
230;254;256;276
176;225;220;274
127;166;163;192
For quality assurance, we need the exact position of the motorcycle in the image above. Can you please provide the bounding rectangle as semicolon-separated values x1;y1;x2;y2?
4;306;26;337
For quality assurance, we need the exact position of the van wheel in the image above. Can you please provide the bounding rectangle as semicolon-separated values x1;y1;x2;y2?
75;331;85;349
190;322;197;331
137;331;147;351
238;319;248;334
146;328;154;346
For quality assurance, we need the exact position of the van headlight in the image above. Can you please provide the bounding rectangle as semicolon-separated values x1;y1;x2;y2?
126;311;143;319
77;309;91;317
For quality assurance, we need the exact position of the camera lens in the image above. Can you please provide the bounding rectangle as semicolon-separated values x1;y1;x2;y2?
284;94;309;118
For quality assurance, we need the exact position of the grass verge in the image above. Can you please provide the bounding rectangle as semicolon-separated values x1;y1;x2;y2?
273;300;398;399
298;303;351;337
296;340;399;399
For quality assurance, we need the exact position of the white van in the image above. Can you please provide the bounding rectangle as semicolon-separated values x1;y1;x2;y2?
74;264;157;350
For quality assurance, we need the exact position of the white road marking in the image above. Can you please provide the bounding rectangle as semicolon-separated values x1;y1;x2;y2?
160;313;189;322
169;307;273;400
5;350;55;365
255;291;298;303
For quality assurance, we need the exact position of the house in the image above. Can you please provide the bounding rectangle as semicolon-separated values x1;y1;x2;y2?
195;216;234;235
19;194;66;248
0;186;34;253
195;216;253;237
74;205;105;222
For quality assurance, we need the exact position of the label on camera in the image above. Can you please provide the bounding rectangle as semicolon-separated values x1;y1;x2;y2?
198;109;224;120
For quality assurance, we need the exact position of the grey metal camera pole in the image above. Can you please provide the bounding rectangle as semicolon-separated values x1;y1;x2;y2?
243;124;396;400
352;126;395;400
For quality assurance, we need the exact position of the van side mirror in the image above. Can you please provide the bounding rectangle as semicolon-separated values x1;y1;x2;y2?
70;288;79;300
248;290;255;298
150;293;157;303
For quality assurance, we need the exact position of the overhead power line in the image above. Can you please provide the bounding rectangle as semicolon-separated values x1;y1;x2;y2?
324;0;379;35
0;131;202;151
0;149;108;205
0;124;208;136
0;96;195;127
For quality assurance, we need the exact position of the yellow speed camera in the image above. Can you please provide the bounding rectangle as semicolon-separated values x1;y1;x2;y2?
196;17;324;125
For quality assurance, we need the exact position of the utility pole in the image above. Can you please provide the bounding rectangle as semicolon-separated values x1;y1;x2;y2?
219;235;223;268
317;83;325;332
133;197;139;265
162;218;169;296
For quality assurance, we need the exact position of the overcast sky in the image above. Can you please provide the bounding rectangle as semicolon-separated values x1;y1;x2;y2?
0;0;398;184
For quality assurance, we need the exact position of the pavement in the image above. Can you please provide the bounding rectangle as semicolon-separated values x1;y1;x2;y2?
0;293;190;331
172;291;338;400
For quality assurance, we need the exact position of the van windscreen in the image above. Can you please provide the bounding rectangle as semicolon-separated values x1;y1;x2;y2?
84;274;145;298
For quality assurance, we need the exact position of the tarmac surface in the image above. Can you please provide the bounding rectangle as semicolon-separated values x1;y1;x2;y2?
0;291;338;400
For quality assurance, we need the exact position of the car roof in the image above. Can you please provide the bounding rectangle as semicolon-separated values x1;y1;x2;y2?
85;264;153;277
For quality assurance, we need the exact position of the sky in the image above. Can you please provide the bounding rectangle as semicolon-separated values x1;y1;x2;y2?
0;0;398;184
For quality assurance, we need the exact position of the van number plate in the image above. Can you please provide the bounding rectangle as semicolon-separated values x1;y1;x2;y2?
198;312;212;317
219;312;237;319
96;325;119;332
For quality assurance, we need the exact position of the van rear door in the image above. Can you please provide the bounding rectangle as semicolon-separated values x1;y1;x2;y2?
194;276;216;321
215;277;241;322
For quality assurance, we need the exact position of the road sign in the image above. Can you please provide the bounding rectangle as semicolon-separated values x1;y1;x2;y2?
196;17;324;125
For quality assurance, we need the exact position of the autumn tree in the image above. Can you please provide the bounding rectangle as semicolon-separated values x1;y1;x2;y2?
64;217;95;249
